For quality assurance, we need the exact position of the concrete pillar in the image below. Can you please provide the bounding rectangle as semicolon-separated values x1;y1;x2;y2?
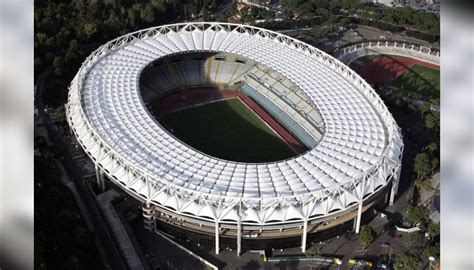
390;167;402;205
355;201;363;234
142;202;155;231
95;165;104;191
95;165;100;185
99;169;105;191
237;217;242;257
368;41;372;47
403;43;406;49
301;219;308;253
215;221;219;255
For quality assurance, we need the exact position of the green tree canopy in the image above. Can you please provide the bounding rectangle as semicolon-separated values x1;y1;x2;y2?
83;22;97;37
428;223;440;237
405;205;429;224
424;242;440;260
53;56;64;76
394;252;422;270
151;0;167;13
140;4;155;23
359;225;376;247
305;246;322;257
299;2;314;14
425;111;440;131
414;153;432;178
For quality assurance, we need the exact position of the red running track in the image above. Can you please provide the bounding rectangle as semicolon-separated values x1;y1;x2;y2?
149;88;307;154
352;55;439;87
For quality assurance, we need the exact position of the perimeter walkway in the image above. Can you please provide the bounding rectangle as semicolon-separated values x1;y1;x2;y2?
97;190;145;270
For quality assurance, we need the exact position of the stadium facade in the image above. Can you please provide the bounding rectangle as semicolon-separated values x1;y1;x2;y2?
66;23;404;255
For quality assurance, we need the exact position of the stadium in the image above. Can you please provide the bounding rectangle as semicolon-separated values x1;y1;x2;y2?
65;23;404;255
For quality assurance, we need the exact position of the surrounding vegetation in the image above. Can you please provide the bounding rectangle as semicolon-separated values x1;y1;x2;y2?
393;252;423;270
305;246;322;257
278;0;439;41
35;154;102;269
164;98;296;162
35;0;225;107
358;225;376;248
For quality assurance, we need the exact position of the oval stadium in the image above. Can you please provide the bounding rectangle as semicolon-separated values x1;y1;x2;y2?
65;22;404;255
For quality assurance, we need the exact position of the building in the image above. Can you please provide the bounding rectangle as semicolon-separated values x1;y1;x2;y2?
66;23;403;256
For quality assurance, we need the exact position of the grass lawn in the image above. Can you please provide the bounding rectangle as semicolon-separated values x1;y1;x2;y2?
164;98;295;163
389;64;440;102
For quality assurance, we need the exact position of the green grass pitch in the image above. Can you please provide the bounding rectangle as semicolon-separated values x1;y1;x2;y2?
390;64;440;102
164;98;295;163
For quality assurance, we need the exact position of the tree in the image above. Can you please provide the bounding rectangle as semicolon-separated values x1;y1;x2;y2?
425;111;439;131
405;205;429;224
186;3;198;18
83;22;97;37
34;57;43;70
64;255;81;270
45;36;56;49
151;0;167;13
305;246;322;257
299;2;314;15
394;252;422;270
359;225;376;247
140;4;155;23
282;0;302;10
203;6;209;21
424;242;440;260
407;233;425;249
414;153;431;179
415;179;433;193
428;223;440;237
65;39;80;62
54;106;66;121
53;56;64;76
425;143;438;153
36;32;48;46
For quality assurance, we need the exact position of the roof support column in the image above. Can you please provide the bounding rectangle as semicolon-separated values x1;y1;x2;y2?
95;165;104;191
355;200;363;234
301;219;308;253
142;202;155;231
99;168;105;191
64;104;73;136
390;166;402;206
237;216;242;257
215;220;219;255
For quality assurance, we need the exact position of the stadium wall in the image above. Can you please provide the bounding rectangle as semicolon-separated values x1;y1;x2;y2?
336;41;440;66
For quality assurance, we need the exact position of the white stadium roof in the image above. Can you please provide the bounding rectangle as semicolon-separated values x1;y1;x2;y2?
67;23;403;225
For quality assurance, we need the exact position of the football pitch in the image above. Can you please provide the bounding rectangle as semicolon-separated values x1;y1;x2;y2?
164;98;295;163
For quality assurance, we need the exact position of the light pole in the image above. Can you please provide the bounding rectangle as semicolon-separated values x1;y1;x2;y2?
428;256;435;270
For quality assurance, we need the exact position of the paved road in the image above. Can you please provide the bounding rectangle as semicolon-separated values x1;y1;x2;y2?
36;70;127;270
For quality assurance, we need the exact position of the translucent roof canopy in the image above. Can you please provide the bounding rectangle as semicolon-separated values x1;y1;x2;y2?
67;23;403;225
